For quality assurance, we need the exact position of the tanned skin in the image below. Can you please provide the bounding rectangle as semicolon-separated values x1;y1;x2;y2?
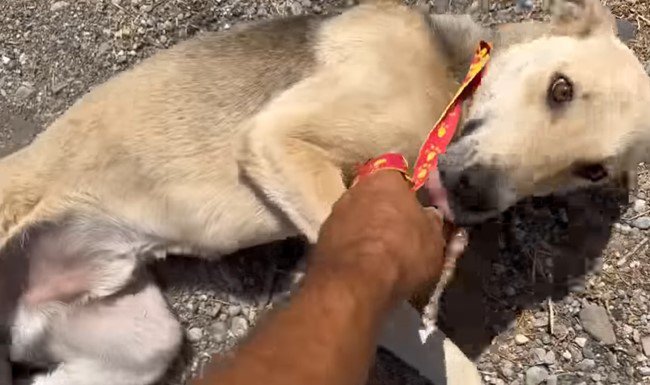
194;171;448;385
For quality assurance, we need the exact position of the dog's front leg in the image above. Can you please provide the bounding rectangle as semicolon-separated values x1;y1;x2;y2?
238;122;346;243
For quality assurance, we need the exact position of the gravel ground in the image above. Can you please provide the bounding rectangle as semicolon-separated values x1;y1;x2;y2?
1;0;649;384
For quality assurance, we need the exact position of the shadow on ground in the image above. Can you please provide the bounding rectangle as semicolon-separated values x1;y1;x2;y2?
438;185;628;360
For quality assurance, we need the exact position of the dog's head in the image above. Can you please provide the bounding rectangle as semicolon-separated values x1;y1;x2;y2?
436;0;650;225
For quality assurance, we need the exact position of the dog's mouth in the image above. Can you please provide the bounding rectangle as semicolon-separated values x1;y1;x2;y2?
424;169;454;222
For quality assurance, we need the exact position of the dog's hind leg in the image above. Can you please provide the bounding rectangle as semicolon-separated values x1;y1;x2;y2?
22;279;182;385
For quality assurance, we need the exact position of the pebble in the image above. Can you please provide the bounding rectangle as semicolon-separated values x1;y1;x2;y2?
500;360;515;379
50;1;70;11
616;18;638;42
553;323;569;339
642;336;650;356
575;336;588;347
633;199;647;213
544;351;556;365
591;373;601;381
546;375;557;385
515;334;530;345
230;316;249;338
227;305;242;317
533;317;549;328
15;84;34;100
541;334;551;344
607;351;619;366
210;321;228;343
639;366;650;376
579;304;616;345
632;216;650;230
525;366;548;385
577;358;596;371
562;350;572;360
532;348;546;363
187;327;203;342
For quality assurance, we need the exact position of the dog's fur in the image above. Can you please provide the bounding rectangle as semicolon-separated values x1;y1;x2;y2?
2;0;650;384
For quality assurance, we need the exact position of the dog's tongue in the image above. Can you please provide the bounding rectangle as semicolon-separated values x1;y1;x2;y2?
425;169;453;222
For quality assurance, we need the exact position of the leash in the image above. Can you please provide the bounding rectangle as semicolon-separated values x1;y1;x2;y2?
352;41;492;344
353;41;492;191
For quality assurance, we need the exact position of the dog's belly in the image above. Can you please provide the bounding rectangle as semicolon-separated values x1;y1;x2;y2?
102;175;300;259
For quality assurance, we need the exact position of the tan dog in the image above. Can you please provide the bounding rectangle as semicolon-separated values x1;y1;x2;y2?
2;0;649;384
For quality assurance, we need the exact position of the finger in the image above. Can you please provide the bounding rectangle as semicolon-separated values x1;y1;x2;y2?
422;206;444;223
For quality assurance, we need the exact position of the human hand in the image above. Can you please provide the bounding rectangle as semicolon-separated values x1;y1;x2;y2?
309;170;448;304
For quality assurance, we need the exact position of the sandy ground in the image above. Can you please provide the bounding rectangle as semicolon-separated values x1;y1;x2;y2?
1;0;650;384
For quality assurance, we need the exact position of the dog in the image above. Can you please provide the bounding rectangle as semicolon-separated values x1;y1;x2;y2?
2;0;649;384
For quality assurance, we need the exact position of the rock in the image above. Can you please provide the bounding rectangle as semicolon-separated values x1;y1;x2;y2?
206;303;222;318
607;351;618;366
525;366;548;385
50;1;69;11
582;345;595;359
210;321;228;343
115;50;127;64
579;304;616;345
515;0;534;13
546;375;558;385
96;42;111;56
553;323;569;339
616;18;637;42
187;327;203;342
227;305;242;317
533;316;549;328
289;1;303;15
639;366;650;376
515;334;530;345
575;336;588;347
633;199;647;213
230;316;249;338
642;336;650;356
532;348;546;363
562;350;572;360
15;84;34;100
500;360;515;379
632;216;650;230
577;359;596;371
544;351;556;365
541;334;551;344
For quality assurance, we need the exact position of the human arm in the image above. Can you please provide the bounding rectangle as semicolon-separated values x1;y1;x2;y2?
193;171;448;385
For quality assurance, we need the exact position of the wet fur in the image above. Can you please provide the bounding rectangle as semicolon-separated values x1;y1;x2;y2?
1;0;650;384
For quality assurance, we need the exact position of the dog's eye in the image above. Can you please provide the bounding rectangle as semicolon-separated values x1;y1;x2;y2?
573;163;608;182
548;75;574;106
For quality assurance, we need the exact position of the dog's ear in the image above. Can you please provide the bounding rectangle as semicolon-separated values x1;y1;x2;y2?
550;0;617;37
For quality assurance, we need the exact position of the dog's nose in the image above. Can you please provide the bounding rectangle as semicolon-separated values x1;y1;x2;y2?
443;164;503;213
